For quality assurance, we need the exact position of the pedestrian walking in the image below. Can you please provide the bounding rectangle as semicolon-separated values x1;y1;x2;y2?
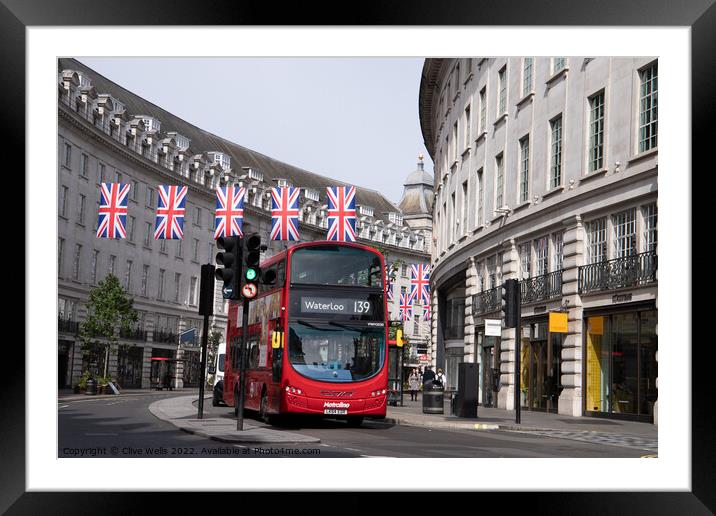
434;368;447;390
408;368;421;401
422;365;436;388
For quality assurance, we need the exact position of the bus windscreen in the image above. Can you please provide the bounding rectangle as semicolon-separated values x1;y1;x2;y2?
287;320;385;382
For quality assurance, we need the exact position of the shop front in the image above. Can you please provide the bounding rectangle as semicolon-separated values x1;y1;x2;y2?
117;345;144;388
519;317;564;413
584;304;657;422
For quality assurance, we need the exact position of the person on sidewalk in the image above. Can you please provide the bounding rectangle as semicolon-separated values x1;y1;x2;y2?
434;368;447;390
408;369;421;401
422;365;436;389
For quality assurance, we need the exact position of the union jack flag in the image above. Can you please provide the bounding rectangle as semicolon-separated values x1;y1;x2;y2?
422;303;431;323
385;261;393;301
96;183;130;239
326;186;356;242
214;186;245;239
399;292;413;322
409;263;431;305
270;187;301;241
154;185;187;240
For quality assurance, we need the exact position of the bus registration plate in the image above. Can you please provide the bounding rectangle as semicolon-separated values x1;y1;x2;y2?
323;402;349;415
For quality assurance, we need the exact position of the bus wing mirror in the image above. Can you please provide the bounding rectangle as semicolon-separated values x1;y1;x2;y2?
271;330;284;349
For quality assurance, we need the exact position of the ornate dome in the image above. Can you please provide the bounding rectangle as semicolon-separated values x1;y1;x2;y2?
398;156;434;217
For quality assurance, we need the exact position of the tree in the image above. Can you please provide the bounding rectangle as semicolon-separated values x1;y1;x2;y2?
79;274;138;379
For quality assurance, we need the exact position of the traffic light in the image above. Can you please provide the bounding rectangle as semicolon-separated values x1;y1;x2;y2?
501;278;520;328
215;236;242;300
241;233;263;299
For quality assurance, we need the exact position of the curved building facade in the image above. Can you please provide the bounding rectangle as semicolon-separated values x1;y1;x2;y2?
419;57;658;422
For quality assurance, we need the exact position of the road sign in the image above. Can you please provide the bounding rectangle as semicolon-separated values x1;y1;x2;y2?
485;318;502;336
241;283;257;299
179;327;197;346
222;285;234;299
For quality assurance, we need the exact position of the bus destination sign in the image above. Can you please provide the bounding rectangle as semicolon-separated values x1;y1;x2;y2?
300;296;372;316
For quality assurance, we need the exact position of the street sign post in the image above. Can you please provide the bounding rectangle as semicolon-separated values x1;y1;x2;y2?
197;264;215;419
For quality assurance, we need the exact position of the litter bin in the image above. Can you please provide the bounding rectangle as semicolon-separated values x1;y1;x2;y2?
422;383;444;414
85;377;97;395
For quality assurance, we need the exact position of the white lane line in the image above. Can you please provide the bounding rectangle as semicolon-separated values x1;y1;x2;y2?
58;405;69;409
84;432;119;436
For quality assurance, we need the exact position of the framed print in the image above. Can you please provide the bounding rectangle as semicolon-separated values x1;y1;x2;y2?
4;0;711;513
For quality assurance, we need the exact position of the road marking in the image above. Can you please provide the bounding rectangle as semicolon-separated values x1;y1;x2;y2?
641;454;658;458
84;432;119;436
58;405;69;409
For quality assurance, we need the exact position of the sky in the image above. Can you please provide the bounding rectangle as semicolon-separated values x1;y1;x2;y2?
78;57;434;204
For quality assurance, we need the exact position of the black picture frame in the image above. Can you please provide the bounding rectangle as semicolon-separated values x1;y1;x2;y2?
4;0;710;513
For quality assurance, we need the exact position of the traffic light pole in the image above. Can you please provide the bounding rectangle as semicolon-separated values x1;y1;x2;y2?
197;264;215;420
236;300;250;431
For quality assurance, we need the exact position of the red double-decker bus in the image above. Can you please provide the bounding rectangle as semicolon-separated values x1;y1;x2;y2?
222;241;388;426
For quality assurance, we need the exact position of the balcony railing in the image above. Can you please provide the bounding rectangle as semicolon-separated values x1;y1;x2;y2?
472;286;501;316
521;270;563;305
153;330;178;344
58;317;80;335
578;251;657;295
119;327;147;341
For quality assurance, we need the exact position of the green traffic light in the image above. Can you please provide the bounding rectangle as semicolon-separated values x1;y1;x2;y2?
245;268;257;281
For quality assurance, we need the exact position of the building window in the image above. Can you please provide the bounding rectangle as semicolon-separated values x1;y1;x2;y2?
91;250;99;284
193;239;200;262
60;185;69;218
125;260;133;292
476;168;484;226
189;276;198;306
519;136;530;203
613;208;637;258
639;63;658;153
176;239;183;258
461;180;468;235
174;273;181;302
552;232;564;271
115;170;123;184
487;256;497;289
108;255;116;276
160;239;167;255
208;243;215;264
144;222;152;248
495;153;504;209
132;180;139;201
553;57;566;74
452;121;458;163
77;193;86;224
535;236;548;276
550;116;563;188
97;163;105;185
464;105;471;149
72;244;82;281
498;66;507;116
58;238;65;276
158;269;165;300
519;243;531;280
141;265;149;296
588;91;606;172
194;206;202;227
80;153;89;178
522;57;533;96
479;87;487;133
586;218;608;264
128;216;135;242
146;187;153;207
643;203;658;253
450;192;456;243
64;143;72;168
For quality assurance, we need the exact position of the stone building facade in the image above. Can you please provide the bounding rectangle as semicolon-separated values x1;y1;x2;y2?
419;57;658;422
57;58;430;390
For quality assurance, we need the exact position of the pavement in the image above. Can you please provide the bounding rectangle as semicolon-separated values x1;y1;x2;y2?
384;394;658;452
148;394;321;444
62;388;658;451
